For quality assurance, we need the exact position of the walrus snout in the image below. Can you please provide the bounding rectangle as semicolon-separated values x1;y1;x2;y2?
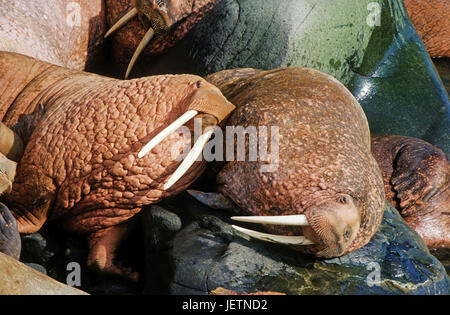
303;194;361;258
138;78;235;190
105;0;208;78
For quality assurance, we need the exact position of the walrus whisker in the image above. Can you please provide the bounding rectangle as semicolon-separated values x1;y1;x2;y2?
125;27;155;79
138;110;198;158
231;215;309;226
164;128;214;190
104;8;138;38
232;225;315;245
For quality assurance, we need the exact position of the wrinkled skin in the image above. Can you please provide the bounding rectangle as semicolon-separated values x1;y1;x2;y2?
0;0;106;70
371;135;449;250
0;52;234;279
207;68;386;258
105;0;219;74
404;0;449;57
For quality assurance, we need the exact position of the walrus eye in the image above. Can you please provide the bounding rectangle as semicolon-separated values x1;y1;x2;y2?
196;81;203;89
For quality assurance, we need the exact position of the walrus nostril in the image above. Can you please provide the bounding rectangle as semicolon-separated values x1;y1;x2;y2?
338;195;348;204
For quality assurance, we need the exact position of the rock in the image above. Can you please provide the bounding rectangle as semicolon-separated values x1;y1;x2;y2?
0;252;88;295
20;232;56;266
142;205;183;251
142;0;449;155
144;194;449;295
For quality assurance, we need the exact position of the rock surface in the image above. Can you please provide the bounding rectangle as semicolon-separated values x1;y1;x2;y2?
143;194;449;295
0;252;87;295
14;193;449;295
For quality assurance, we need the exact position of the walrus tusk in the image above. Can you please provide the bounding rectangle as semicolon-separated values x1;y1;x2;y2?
104;8;138;38
125;27;155;79
232;225;315;245
164;128;214;190
138;110;198;158
231;215;309;226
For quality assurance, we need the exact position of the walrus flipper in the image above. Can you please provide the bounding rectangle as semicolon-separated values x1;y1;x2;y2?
0;203;21;260
372;135;449;217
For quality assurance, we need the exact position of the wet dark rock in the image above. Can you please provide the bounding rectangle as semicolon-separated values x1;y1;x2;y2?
142;205;183;251
20;232;56;266
145;195;449;295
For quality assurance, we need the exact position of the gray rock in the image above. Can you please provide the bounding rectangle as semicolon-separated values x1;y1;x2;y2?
142;205;183;251
145;195;449;295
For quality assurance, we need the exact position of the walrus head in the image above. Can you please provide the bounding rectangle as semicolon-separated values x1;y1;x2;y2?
229;193;362;258
105;0;217;78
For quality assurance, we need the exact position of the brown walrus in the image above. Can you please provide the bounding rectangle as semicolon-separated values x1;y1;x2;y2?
190;67;449;256
404;0;450;58
0;51;235;279
0;0;106;70
104;0;219;78
371;135;449;250
201;68;387;258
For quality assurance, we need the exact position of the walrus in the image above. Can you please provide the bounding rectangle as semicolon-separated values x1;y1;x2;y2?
404;0;449;58
195;67;387;258
0;51;235;279
104;0;219;78
188;68;449;255
0;0;106;70
371;135;449;250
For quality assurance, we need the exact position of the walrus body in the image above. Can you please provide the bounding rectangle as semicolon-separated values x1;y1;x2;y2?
371;135;449;250
206;68;386;257
0;0;105;70
404;0;449;57
196;68;449;254
0;51;234;278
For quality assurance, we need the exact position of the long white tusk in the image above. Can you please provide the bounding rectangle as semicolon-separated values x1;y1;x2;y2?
104;8;138;38
231;215;309;226
232;225;315;245
125;27;155;79
138;110;198;159
164;128;214;190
